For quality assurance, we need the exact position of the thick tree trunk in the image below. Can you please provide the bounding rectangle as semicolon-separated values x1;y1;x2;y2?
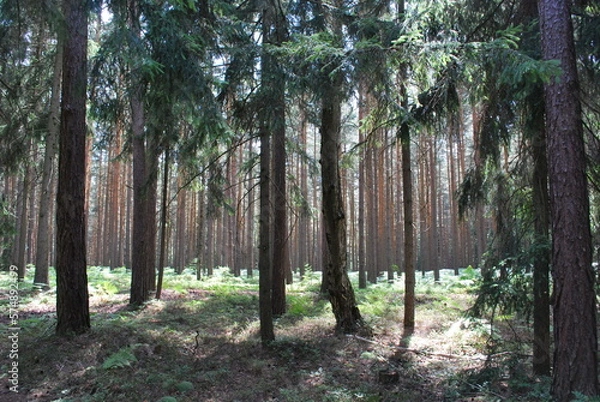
55;0;90;335
130;85;148;306
128;0;153;306
538;0;599;399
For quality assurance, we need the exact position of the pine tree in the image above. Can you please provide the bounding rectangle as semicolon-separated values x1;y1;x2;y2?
538;0;599;398
55;0;90;335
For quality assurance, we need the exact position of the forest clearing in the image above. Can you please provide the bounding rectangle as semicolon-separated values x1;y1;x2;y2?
1;266;558;402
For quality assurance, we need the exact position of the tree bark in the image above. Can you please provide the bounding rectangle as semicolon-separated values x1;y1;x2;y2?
267;0;289;317
400;118;415;334
538;0;599;399
320;85;364;334
55;0;90;335
530;90;551;376
34;38;62;287
128;0;152;306
259;102;274;344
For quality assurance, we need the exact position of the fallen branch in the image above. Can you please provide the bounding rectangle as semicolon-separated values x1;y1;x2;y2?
347;335;530;361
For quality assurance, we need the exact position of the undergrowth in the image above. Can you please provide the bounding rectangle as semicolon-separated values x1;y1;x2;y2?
0;266;555;401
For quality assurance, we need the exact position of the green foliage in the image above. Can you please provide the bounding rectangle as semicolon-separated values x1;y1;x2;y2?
286;293;327;318
175;381;194;393
156;397;178;402
101;346;139;370
572;392;600;402
469;259;533;321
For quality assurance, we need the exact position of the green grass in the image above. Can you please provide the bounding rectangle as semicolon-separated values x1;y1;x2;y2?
0;265;550;402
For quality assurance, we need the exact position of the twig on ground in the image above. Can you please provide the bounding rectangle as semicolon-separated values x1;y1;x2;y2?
347;334;530;361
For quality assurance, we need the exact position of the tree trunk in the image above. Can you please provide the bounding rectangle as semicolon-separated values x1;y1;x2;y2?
399;0;414;332
320;89;364;333
34;39;62;287
129;0;151;306
258;0;287;343
268;0;288;316
55;0;90;335
538;0;599;399
400;118;415;334
259;101;274;344
130;85;148;306
16;141;31;281
530;89;551;376
156;147;170;299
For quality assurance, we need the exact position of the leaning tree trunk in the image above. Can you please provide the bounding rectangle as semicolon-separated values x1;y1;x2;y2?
55;0;90;335
538;0;599;399
320;73;365;335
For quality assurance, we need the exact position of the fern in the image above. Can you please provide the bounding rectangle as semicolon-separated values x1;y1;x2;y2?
101;346;138;370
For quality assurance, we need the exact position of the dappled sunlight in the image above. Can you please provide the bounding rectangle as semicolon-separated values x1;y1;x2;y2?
0;265;554;401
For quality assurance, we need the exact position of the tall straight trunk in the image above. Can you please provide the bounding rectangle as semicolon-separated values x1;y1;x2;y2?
156;148;169;299
129;0;151;306
429;137;439;281
124;161;133;268
145;139;159;291
258;0;287;342
175;175;187;274
400;119;414;333
298;105;309;278
530;90;551;376
130;87;148;306
385;135;394;281
206;215;215;276
516;0;551;376
16;140;31;280
365;135;377;283
34;39;62;286
259;106;274;344
55;0;90;335
269;1;288;317
539;0;599;399
245;140;255;277
234;147;245;276
108;122;123;268
357;93;367;288
376;137;386;277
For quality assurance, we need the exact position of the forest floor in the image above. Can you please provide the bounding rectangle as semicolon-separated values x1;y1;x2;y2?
0;266;554;402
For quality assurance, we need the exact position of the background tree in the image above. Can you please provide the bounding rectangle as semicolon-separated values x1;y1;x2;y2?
34;37;62;288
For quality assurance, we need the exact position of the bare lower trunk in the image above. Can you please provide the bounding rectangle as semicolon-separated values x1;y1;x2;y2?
539;0;598;399
55;0;90;335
